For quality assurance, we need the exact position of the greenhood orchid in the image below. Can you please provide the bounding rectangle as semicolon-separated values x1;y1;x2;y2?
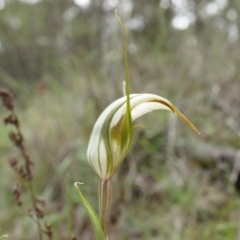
76;10;199;240
87;93;199;181
86;10;199;183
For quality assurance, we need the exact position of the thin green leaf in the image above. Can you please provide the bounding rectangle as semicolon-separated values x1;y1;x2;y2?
74;182;106;240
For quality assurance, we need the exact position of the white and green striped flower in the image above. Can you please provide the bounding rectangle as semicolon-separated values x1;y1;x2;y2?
87;93;199;181
77;11;199;240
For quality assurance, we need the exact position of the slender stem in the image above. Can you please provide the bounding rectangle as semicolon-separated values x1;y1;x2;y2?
16;122;43;240
105;180;112;228
66;176;72;239
98;179;112;235
28;182;43;240
98;180;104;221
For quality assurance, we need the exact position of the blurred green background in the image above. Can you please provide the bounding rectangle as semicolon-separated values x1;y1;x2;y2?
0;0;240;239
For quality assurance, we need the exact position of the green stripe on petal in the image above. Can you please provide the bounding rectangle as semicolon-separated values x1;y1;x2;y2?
87;96;131;180
87;93;199;180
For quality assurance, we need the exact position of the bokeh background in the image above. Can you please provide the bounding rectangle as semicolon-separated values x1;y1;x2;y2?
0;0;240;239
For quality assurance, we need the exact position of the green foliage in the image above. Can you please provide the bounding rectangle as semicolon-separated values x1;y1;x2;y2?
0;1;240;239
0;229;8;240
75;183;106;240
0;236;8;240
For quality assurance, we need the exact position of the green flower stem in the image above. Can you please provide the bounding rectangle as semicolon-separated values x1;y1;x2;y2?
99;179;112;235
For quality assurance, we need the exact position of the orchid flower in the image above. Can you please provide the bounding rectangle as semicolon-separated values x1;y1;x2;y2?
76;10;199;240
87;93;199;181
